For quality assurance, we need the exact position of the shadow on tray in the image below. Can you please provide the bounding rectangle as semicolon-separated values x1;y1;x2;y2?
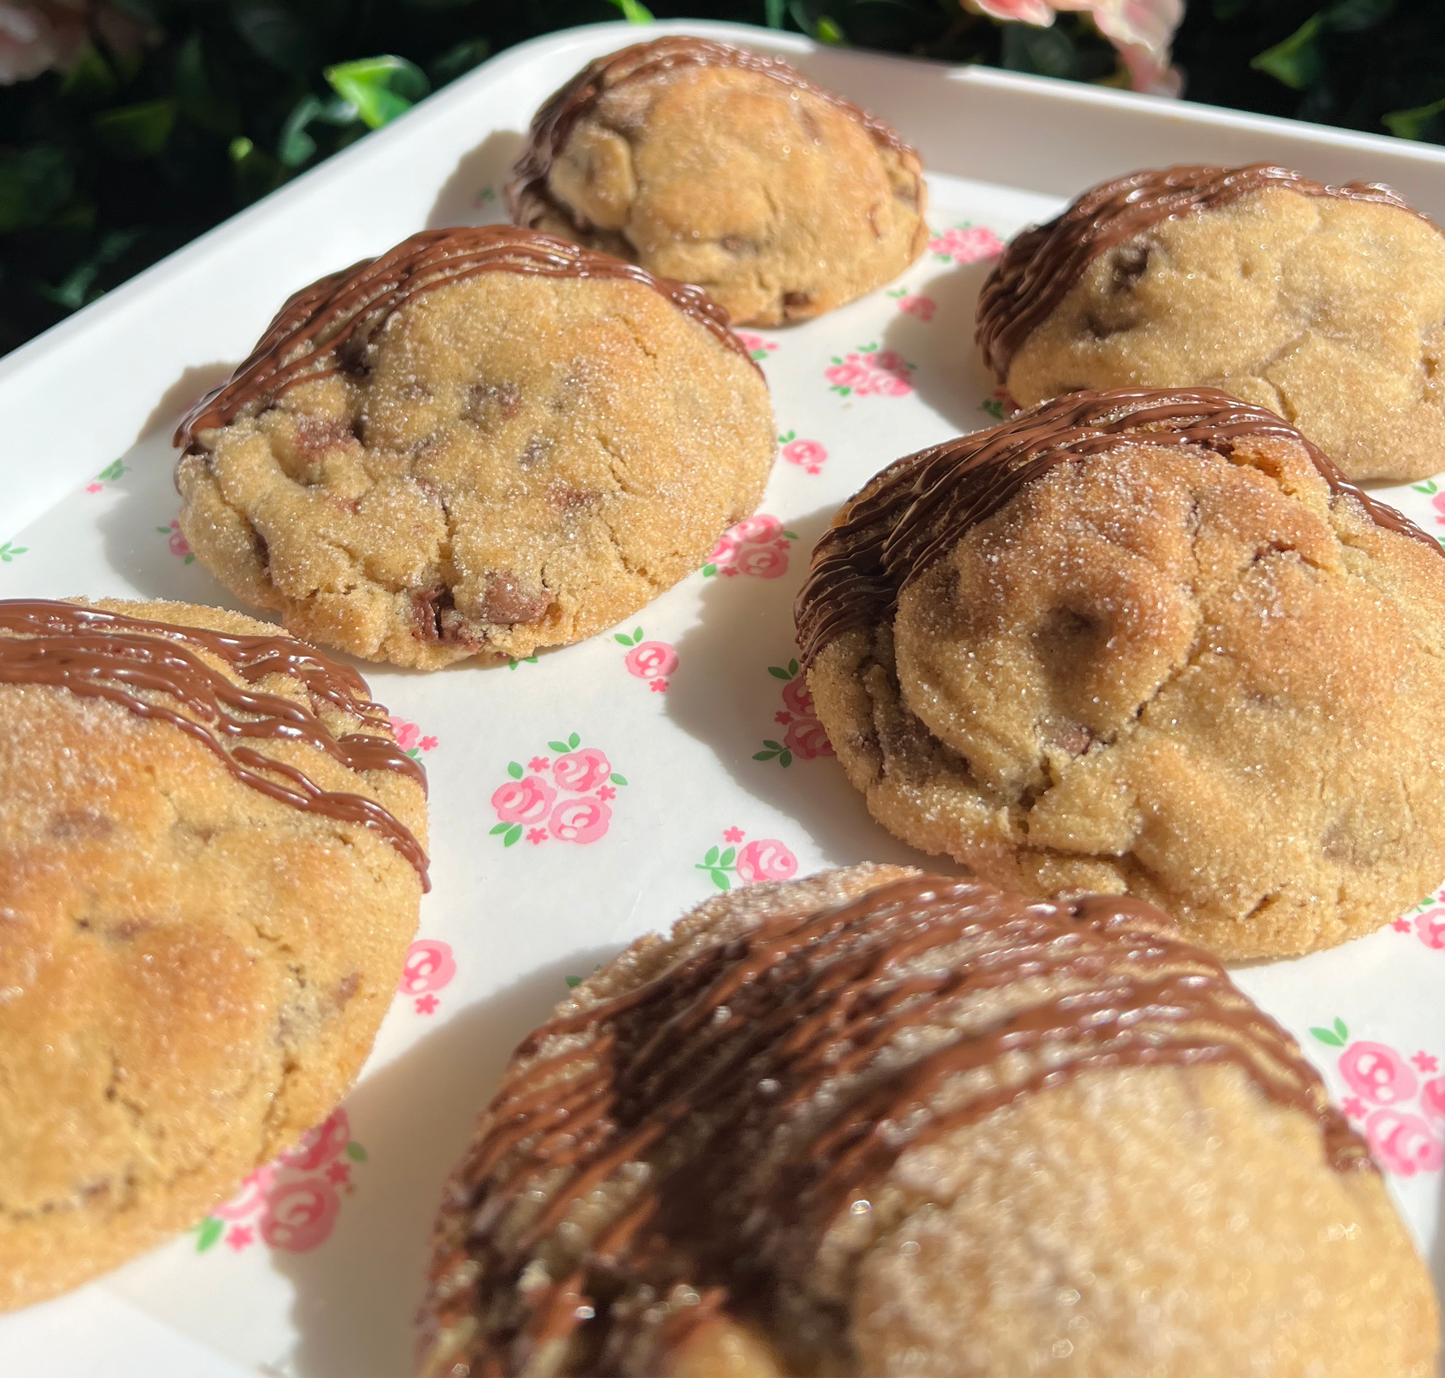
664;500;955;876
428;129;527;229
276;944;618;1378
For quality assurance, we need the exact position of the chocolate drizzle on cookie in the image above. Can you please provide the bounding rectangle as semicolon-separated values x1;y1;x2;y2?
976;164;1439;380
174;226;754;452
420;873;1369;1376
795;387;1441;669
507;35;919;244
0;600;429;885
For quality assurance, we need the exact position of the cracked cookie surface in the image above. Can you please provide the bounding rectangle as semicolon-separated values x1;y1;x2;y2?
508;37;927;327
175;227;773;669
0;598;426;1309
797;389;1445;960
978;165;1445;482
418;866;1435;1378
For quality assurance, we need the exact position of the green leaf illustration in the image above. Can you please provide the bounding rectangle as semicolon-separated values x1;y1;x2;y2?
779;750;793;767
1412;479;1439;494
1250;13;1323;90
718;847;736;867
610;773;628;786
830;386;850;396
857;341;878;352
565;974;583;988
753;749;779;761
548;740;569;753
196;1216;223;1252
830;356;843;364
614;632;633;645
787;659;799;675
704;846;719;866
346;1141;367;1162
0;543;27;562
701;563;718;577
633;627;643;641
489;823;510;835
1310;1025;1346;1047
508;657;538;669
1333;1016;1349;1041
98;459;125;481
762;739;784;751
503;823;522;847
507;761;523;779
778;429;795;443
768;665;793;680
568;733;580;749
1385;96;1445;141
711;869;731;891
783;530;800;541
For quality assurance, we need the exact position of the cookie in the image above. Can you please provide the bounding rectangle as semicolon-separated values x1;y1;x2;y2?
0;598;427;1308
796;388;1445;960
976;164;1445;482
416;866;1436;1378
175;226;773;669
508;36;928;326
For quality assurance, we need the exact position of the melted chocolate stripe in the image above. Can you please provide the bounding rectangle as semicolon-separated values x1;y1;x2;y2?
429;874;1367;1373
794;387;1441;669
0;600;428;885
507;35;918;240
976;163;1438;381
174;226;755;452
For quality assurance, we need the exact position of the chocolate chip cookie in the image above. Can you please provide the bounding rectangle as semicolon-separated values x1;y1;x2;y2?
417;866;1436;1378
977;164;1445;482
509;37;928;326
176;226;773;669
0;598;426;1309
797;388;1445;960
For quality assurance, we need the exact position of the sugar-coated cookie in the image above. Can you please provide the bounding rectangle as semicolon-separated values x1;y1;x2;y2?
0;598;427;1308
796;388;1445;960
977;164;1445;481
176;226;773;669
509;37;927;326
417;865;1436;1378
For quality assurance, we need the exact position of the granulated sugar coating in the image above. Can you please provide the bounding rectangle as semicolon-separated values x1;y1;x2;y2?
983;171;1445;482
416;867;1437;1377
799;391;1445;960
509;37;928;327
175;229;773;669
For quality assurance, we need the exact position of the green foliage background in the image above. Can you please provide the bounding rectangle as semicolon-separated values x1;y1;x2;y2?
0;0;1441;358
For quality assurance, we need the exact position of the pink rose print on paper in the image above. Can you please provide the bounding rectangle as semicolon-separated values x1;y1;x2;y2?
615;626;678;693
491;733;627;847
734;330;778;362
157;518;195;564
695;828;799;890
388;716;438;760
86;458;126;493
778;430;828;476
756;659;833;767
980;386;1021;421
928;223;1004;265
702;514;800;580
1311;1019;1442;1178
1431;490;1445;526
193;1108;368;1255
1400;889;1445;947
826;344;915;398
398;938;456;1016
887;288;936;321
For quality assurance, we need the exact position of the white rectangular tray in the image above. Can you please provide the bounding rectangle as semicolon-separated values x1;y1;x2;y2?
2;19;1443;1376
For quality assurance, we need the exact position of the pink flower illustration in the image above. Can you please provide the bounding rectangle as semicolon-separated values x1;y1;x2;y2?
704;514;798;579
1413;1052;1439;1073
388;716;438;758
1422;1077;1445;1128
625;641;678;681
781;437;827;475
279;1109;350;1172
1415;908;1445;948
597;785;617;801
1340;1041;1418;1106
735;839;799;883
734;545;789;579
1434;493;1445;527
734;330;777;360
784;716;833;760
493;775;556;825
214;1165;276;1221
259;1176;342;1253
1342;1096;1366;1119
548;796;611;844
225;1225;254;1251
158;518;194;562
527;827;547;845
898;294;936;320
1364;1109;1444;1177
529;756;550;773
326;1161;351;1186
651;680;669;693
927;224;1005;264
781;676;815;717
398;939;456;997
86;481;103;494
723;827;745;844
826;347;914;398
553;747;611;793
415;993;439;1014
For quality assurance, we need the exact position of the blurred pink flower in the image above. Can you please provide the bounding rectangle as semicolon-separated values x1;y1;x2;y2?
965;0;1183;95
0;2;152;85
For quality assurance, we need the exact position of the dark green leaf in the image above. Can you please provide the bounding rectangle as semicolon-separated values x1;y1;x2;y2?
94;100;177;158
768;666;792;680
0;145;74;233
762;740;783;751
231;2;316;72
429;38;492;87
278;95;323;167
1322;0;1394;32
788;660;799;675
61;46;119;103
765;0;786;27
1001;21;1076;79
36;227;145;310
1384;97;1445;139
1250;14;1324;90
752;750;777;761
175;32;241;137
779;750;793;766
346;1141;367;1161
565;974;583;988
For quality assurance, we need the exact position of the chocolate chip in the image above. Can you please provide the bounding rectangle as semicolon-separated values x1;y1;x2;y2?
783;291;811;310
466;381;523;424
1110;239;1152;292
334;971;360;1007
518;435;553;469
411;584;453;643
292;415;356;459
49;810;114;840
480;572;551;626
335;333;371;378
